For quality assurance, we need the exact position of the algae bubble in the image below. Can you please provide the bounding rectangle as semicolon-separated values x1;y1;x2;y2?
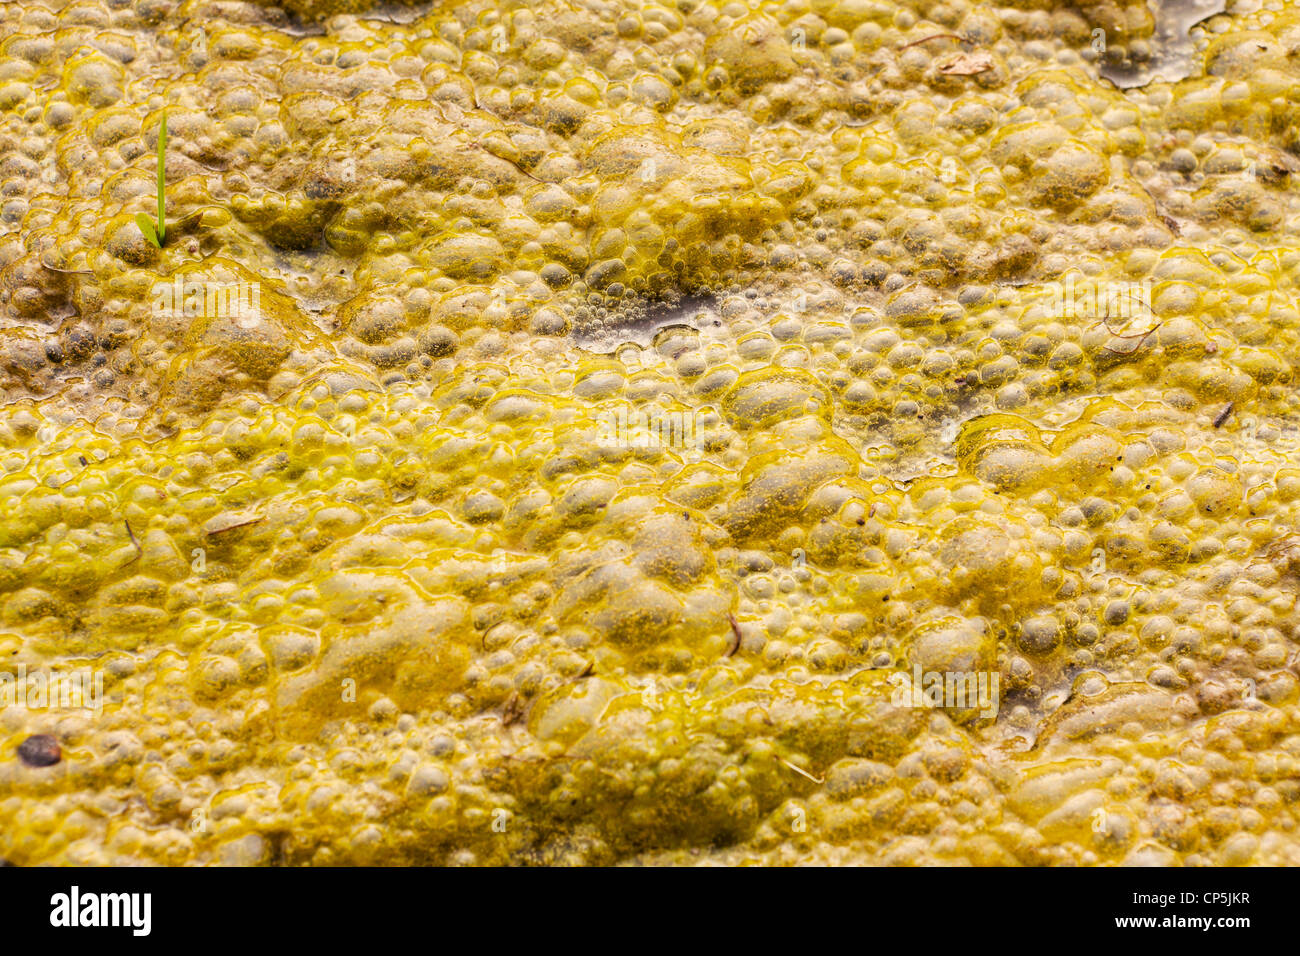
0;0;1299;867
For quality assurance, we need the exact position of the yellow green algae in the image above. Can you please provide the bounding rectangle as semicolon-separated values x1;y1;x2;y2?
0;0;1300;865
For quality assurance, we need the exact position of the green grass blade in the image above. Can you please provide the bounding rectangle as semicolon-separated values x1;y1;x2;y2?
156;111;167;245
136;213;160;249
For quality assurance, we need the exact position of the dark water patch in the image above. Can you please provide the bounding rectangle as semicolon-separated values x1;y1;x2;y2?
274;8;329;36
1099;0;1225;89
358;3;436;25
571;293;720;354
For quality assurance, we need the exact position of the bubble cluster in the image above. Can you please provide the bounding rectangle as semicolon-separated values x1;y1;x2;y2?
1;0;1300;865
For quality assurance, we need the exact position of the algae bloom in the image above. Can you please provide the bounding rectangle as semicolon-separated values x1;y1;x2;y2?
0;0;1298;867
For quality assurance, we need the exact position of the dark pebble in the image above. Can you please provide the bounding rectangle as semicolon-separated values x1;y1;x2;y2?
17;734;60;767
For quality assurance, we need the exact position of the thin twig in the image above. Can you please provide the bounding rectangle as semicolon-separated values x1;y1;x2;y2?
1102;322;1161;355
39;258;93;276
778;757;824;784
124;520;141;563
725;613;742;657
898;33;966;50
206;516;265;536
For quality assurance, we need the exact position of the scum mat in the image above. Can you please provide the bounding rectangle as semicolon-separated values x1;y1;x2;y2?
0;0;1299;865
